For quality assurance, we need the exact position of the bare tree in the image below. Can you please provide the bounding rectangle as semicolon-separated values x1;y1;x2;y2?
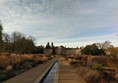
96;41;113;50
3;33;11;52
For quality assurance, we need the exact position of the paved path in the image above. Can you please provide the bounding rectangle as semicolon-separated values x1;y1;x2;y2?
58;58;86;83
3;58;57;83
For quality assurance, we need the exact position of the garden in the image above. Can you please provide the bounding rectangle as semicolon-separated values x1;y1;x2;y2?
70;55;118;83
0;54;52;82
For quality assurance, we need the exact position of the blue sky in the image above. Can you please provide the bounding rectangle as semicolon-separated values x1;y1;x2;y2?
0;0;118;47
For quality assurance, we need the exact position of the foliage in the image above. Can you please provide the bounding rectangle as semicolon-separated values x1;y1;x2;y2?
51;42;54;48
106;47;118;57
81;45;91;55
92;64;103;71
96;41;113;50
0;23;3;52
0;23;46;54
46;42;51;49
106;58;118;68
90;56;118;68
81;43;104;55
77;66;99;83
6;65;13;72
84;70;99;83
32;45;44;54
115;73;118;82
0;54;50;82
91;57;106;66
0;74;7;81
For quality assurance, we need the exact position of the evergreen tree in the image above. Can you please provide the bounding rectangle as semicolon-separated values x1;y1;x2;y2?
0;23;3;52
51;42;54;48
46;42;51;49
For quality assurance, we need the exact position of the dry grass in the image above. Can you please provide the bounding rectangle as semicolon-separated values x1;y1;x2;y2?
77;66;99;83
0;55;10;69
0;54;51;82
0;54;50;70
115;73;118;82
88;56;118;68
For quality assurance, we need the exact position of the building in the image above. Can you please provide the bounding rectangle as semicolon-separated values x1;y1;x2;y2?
44;49;52;54
57;46;66;56
65;48;81;57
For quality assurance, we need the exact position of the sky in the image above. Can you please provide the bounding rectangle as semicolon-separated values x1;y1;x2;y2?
0;0;118;47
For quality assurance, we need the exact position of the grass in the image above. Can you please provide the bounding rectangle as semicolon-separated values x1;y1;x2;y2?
0;54;51;82
70;55;118;83
77;66;99;83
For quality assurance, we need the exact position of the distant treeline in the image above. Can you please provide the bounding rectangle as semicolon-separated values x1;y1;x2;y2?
0;23;44;54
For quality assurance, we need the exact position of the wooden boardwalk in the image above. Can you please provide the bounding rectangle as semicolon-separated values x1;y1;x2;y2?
58;58;86;83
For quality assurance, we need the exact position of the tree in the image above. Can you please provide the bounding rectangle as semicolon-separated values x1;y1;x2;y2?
82;43;104;55
0;24;3;41
46;42;51;49
96;41;113;50
3;33;11;52
51;42;56;54
11;32;23;53
0;23;3;52
91;43;100;55
0;22;38;54
81;45;91;55
102;41;113;49
33;45;44;54
51;42;54;48
10;32;36;54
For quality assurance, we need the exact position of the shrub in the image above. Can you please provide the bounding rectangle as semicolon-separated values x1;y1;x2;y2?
0;74;8;81
0;56;10;69
115;73;118;82
6;65;13;72
92;57;106;66
106;58;118;68
84;70;99;83
77;67;100;83
6;72;16;78
92;64;103;71
70;59;84;67
77;67;91;77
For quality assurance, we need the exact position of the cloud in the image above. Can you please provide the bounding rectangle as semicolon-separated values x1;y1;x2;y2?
0;0;118;47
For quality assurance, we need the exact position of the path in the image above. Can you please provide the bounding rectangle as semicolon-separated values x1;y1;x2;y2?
58;58;86;83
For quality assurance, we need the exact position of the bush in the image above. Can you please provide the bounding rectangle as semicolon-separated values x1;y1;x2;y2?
84;70;99;83
77;67;100;83
6;65;13;72
0;74;8;81
0;56;10;69
115;73;118;82
77;67;91;77
70;60;80;66
106;58;118;68
0;54;49;82
92;64;103;71
92;57;106;66
6;72;16;78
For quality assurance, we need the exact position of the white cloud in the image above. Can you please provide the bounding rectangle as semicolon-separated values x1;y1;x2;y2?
0;0;118;47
